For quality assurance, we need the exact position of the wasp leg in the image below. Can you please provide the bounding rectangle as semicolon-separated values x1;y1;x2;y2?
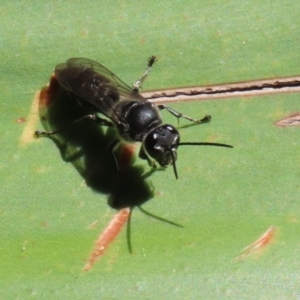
34;114;114;136
138;147;157;168
157;105;211;124
108;139;121;171
133;55;156;91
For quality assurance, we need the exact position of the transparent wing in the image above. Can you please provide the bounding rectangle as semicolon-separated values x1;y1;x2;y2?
54;57;145;123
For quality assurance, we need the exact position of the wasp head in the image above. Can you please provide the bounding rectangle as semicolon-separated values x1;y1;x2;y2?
143;124;180;177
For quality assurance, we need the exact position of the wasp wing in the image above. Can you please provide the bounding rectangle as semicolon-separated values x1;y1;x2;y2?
55;57;145;124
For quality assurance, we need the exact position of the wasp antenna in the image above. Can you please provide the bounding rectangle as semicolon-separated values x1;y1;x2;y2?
148;55;157;67
133;55;156;91
178;142;233;148
169;149;178;179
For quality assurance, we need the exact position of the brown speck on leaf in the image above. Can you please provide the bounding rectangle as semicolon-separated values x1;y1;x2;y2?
39;75;60;108
17;117;26;123
118;144;136;170
41;221;48;228
87;220;99;229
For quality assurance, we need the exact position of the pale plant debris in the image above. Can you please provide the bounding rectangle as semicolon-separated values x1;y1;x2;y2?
235;226;276;260
143;76;300;104
84;208;131;271
275;113;300;127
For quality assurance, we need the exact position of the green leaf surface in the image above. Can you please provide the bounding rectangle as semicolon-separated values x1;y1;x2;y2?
1;1;300;299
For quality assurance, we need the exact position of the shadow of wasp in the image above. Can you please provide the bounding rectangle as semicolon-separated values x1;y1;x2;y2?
35;56;233;256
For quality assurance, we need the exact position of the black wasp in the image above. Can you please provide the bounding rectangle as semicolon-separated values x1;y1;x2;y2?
35;56;233;179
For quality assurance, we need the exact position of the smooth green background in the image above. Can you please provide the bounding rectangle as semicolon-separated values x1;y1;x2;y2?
1;1;300;299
